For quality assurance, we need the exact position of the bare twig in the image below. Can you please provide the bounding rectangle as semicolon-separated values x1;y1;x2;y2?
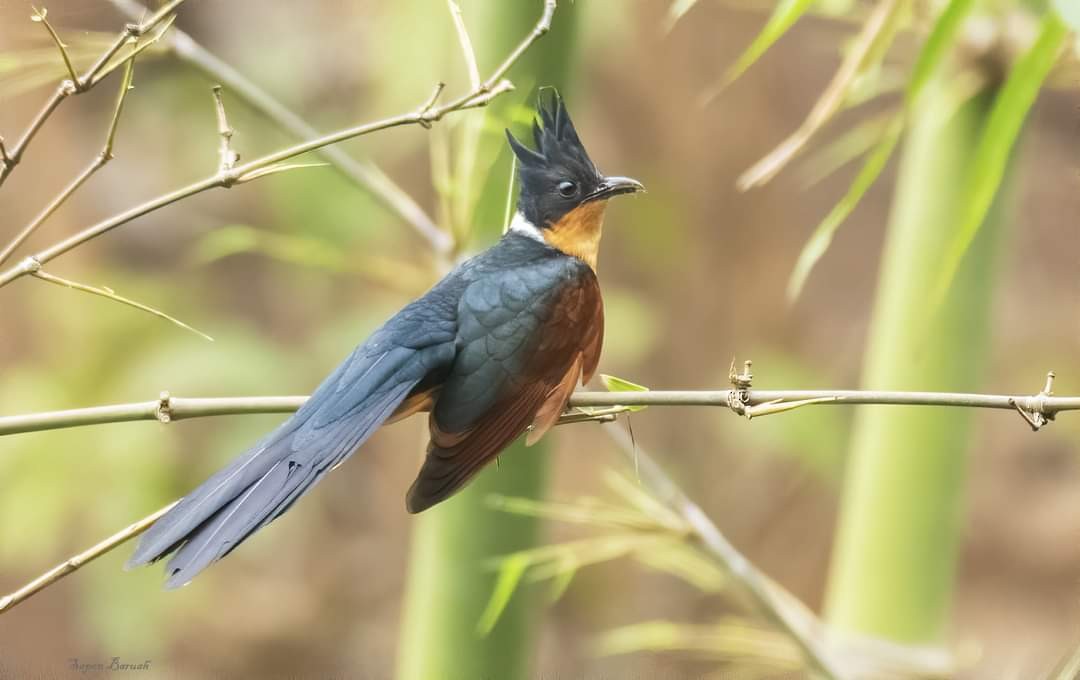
0;0;557;289
448;0;482;90
106;0;451;254
210;86;239;172
0;51;137;267
30;7;80;87
601;425;845;680
0;502;177;615
0;0;182;186
3;379;1077;437
30;269;214;341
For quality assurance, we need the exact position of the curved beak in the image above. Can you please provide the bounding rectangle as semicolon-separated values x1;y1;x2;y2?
585;175;645;203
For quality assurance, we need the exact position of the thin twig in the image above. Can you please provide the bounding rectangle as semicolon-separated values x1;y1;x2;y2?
0;502;177;615
2;382;1076;437
83;0;183;84
448;0;482;90
0;0;556;289
0;51;138;267
601;424;845;679
86;16;177;88
106;0;448;254
30;6;80;87
211;86;239;172
0;0;182;186
30;270;214;341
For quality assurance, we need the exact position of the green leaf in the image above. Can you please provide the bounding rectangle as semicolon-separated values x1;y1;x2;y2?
800;111;896;187
904;0;977;109
722;0;816;87
599;373;650;413
787;116;902;301
476;553;530;636
785;0;979;299
547;554;578;603
932;13;1068;305
600;374;649;392
1053;0;1080;32
635;542;726;593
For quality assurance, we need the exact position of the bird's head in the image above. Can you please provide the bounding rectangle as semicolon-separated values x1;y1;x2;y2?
505;92;643;269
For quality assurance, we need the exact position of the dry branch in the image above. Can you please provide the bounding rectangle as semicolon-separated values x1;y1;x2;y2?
0;47;138;266
106;0;449;254
0;502;176;615
0;0;182;186
601;425;846;680
0;0;557;290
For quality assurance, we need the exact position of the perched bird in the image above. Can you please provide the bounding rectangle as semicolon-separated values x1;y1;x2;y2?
127;93;643;588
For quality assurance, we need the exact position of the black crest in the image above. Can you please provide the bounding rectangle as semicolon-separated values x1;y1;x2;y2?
506;91;603;228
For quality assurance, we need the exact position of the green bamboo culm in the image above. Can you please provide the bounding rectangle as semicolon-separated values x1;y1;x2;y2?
824;71;1010;642
396;3;580;679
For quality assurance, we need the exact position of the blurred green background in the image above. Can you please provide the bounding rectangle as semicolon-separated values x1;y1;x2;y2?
2;0;1080;678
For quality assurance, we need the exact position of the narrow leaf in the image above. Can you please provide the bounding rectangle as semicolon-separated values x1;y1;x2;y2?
547;554;578;603
737;0;905;190
237;161;329;184
932;13;1068;305
600;374;649;393
600;374;650;413
635;542;727;592
722;0;816;88
800;111;896;187
786;0;983;297
787;116;902;300
476;553;531;636
32;270;213;341
904;0;976;109
743;396;839;418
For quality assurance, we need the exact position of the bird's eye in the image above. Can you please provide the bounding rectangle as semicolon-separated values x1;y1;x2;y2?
557;180;578;198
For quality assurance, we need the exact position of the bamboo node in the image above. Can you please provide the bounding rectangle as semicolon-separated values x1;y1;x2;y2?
727;358;754;417
155;391;173;424
1010;370;1058;432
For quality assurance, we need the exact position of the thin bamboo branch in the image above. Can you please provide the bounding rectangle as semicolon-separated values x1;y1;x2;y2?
0;502;177;615
210;86;238;172
0;0;557;289
0;51;137;267
105;0;450;255
601;424;846;680
30;7;79;86
1;379;1074;437
0;372;1065;622
30;270;214;341
0;0;182;186
448;0;483;90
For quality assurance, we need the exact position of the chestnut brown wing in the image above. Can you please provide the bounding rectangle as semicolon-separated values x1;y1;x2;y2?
406;261;603;513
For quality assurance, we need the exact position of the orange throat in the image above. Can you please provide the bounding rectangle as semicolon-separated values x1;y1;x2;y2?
542;201;608;270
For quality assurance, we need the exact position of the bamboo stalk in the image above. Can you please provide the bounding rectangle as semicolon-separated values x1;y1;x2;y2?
396;3;579;678
824;69;1008;642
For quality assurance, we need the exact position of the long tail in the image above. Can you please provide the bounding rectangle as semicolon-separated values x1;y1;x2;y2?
127;343;443;588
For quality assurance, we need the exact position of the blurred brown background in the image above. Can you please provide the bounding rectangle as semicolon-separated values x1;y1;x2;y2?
1;0;1079;678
